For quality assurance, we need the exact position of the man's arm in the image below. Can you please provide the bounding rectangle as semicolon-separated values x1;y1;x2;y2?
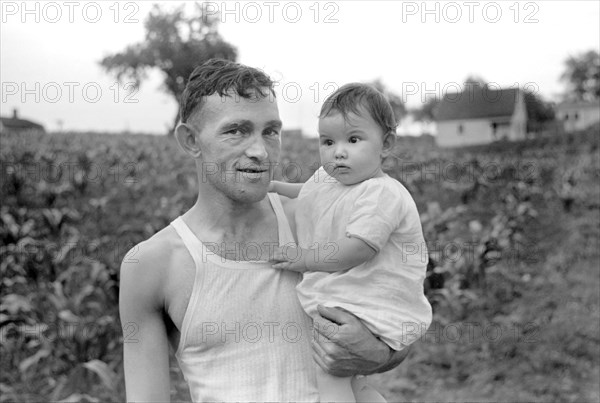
311;305;409;377
119;244;171;402
374;348;410;373
269;180;303;199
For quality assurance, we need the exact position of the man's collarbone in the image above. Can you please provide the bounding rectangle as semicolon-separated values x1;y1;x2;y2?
204;240;279;261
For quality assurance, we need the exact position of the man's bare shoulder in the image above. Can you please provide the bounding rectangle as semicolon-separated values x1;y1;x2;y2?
122;223;182;268
119;224;181;307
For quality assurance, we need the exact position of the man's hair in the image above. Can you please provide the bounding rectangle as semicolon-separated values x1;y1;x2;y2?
180;59;276;123
319;83;397;136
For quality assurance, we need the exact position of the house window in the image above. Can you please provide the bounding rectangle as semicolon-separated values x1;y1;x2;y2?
564;113;569;120
574;113;579;120
458;124;464;135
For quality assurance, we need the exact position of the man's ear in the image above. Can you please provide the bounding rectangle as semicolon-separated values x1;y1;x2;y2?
175;123;202;158
381;132;396;158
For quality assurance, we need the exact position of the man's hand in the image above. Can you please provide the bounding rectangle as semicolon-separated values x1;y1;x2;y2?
311;305;409;377
271;245;309;273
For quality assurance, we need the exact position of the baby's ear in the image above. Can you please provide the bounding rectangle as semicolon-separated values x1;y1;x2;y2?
381;132;396;158
175;123;202;158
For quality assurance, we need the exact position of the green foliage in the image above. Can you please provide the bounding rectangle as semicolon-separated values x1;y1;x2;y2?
1;127;598;401
463;75;487;87
524;90;556;133
560;49;600;101
411;97;440;122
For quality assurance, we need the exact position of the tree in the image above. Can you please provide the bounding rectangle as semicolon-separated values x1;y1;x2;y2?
99;4;237;135
463;75;487;87
560;50;600;101
524;90;555;133
412;97;440;122
370;79;406;123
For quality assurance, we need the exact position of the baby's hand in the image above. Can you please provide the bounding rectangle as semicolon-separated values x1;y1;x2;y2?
271;245;308;273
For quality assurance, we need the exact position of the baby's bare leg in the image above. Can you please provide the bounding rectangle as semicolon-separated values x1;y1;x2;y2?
351;376;387;403
316;365;355;402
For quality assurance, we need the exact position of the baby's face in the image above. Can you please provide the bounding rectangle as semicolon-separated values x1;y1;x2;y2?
318;108;387;185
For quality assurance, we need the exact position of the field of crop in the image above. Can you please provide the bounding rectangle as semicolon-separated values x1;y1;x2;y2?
1;127;598;402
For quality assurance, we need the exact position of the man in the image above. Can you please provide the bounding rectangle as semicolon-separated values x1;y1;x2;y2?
119;59;409;402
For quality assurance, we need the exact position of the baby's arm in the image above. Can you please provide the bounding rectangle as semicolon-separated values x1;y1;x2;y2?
272;236;377;273
269;181;303;199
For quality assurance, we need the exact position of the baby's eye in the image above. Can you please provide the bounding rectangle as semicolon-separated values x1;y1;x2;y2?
322;139;334;146
349;136;360;143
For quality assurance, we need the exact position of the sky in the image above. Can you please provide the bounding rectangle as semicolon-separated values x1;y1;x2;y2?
1;0;599;136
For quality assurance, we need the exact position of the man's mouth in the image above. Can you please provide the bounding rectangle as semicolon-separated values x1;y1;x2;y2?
237;166;268;181
237;167;267;173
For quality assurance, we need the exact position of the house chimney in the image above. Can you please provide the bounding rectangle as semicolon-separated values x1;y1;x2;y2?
12;108;18;119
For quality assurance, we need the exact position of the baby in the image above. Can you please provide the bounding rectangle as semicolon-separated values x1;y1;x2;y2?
270;83;432;402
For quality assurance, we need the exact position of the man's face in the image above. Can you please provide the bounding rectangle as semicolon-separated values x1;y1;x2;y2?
318;108;385;185
190;90;282;203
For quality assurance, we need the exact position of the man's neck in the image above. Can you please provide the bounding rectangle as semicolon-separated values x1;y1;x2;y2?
183;185;276;241
191;189;268;228
181;191;278;261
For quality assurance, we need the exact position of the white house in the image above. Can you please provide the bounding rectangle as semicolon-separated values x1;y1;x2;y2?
434;87;527;147
555;100;600;132
397;113;437;136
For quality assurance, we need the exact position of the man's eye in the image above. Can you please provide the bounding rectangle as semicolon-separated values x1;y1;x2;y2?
225;128;242;135
264;128;280;136
349;136;360;143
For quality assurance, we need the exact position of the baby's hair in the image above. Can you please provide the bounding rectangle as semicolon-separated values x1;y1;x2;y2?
319;83;397;136
180;58;276;123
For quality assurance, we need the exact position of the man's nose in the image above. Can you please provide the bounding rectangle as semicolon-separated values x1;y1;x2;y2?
245;135;269;160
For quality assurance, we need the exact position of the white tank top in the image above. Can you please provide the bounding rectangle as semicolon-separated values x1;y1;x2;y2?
170;193;318;402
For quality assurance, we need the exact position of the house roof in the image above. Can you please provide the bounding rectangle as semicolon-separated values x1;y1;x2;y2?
0;116;45;131
556;100;600;111
434;86;520;121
